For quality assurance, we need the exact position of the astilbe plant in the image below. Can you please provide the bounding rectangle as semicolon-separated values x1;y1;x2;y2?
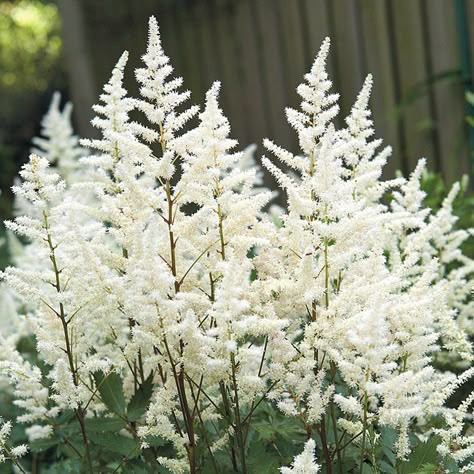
0;16;473;474
0;91;85;336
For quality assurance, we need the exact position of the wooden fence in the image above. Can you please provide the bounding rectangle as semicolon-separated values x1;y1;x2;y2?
61;0;474;185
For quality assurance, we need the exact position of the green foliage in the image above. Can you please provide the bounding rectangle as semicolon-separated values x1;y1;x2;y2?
398;437;442;474
127;373;154;422
93;371;126;415
85;417;127;433
0;0;64;235
420;169;474;258
395;69;462;133
245;405;307;470
0;0;61;93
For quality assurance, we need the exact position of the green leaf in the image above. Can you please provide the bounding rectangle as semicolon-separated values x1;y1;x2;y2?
141;435;166;448
253;416;301;442
88;431;140;459
119;459;150;473
85;416;127;432
444;457;461;473
466;90;474;106
466;116;474;127
246;443;281;474
93;371;126;415
127;373;154;422
42;459;82;473
378;460;397;474
380;426;397;466
361;463;376;474
29;435;61;453
399;436;441;474
412;464;439;474
59;434;85;459
56;409;75;424
0;463;10;474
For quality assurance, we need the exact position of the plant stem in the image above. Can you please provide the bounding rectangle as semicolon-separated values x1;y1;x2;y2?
324;236;330;308
330;363;343;474
43;211;94;473
322;232;334;473
219;382;239;472
76;408;94;473
188;380;219;474
230;353;247;474
359;390;369;474
317;422;332;473
162;178;198;473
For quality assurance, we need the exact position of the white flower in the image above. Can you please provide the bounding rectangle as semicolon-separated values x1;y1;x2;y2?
0;419;28;463
280;439;320;473
31;91;85;181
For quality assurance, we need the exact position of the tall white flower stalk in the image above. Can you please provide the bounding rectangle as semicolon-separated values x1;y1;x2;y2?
31;91;84;182
153;80;277;471
129;23;275;469
280;438;320;474
0;419;28;472
261;37;473;470
2;155;95;470
69;17;273;472
1;92;86;336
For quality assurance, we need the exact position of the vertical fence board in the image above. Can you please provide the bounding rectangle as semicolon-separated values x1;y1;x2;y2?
359;0;402;177
232;0;267;145
77;0;470;183
174;3;206;104
300;0;342;129
212;0;247;143
329;0;366;118
276;0;307;111
301;0;331;62
467;0;474;84
203;1;236;127
427;0;468;184
255;0;293;151
160;7;185;87
390;0;435;173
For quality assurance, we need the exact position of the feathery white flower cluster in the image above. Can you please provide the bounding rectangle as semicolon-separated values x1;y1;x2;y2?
1;91;87;337
0;419;28;464
31;91;84;181
260;36;473;464
280;439;320;473
428;367;474;472
0;16;473;473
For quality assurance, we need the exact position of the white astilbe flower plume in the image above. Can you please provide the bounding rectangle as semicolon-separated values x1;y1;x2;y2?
0;333;56;426
280;439;320;473
261;37;472;461
431;369;474;472
0;419;28;464
135;15;198;146
2;92;88;337
2;154;95;411
176;81;272;262
341;74;397;202
9;154;65;214
81;51;155;185
31;92;85;180
285;37;339;154
389;161;473;359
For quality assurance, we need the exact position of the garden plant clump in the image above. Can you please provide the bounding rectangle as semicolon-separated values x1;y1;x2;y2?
0;16;473;473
